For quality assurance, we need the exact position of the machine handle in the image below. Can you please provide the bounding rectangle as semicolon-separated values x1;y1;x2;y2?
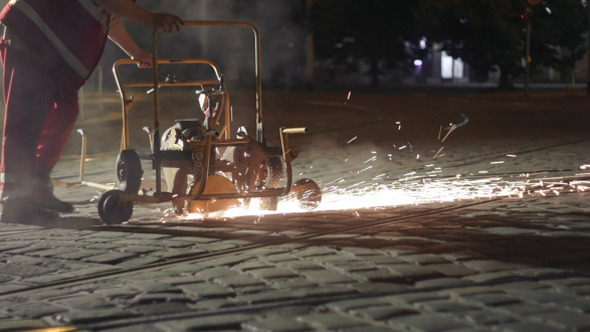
281;127;308;134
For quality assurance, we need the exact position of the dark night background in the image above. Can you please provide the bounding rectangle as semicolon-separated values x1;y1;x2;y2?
85;0;590;92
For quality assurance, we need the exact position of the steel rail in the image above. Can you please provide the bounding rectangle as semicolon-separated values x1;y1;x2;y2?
0;198;501;298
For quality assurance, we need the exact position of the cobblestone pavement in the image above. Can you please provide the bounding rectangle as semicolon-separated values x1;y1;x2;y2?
1;90;590;331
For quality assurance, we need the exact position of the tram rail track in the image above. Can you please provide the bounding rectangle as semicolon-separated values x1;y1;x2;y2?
0;197;501;299
4;136;588;300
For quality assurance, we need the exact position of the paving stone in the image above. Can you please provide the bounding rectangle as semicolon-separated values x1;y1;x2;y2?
349;305;420;321
493;280;552;292
150;248;207;259
0;262;58;278
326;298;391;312
195;267;240;280
119;270;173;281
292;247;337;258
464;270;521;284
201;253;255;267
560;298;590;312
5;246;53;255
501;321;565;332
51;294;112;310
233;261;273;272
383;264;444;280
247;267;299;279
297;311;366;330
57;249;109;260
241;315;311;332
414;277;476;289
360;255;408;265
418;299;479;313
8;302;69;319
129;292;192;306
300;269;357;284
186;298;228;311
541;277;590;289
233;290;302;305
55;307;140;325
519;290;574;304
496;302;557;316
388;312;472;332
262;253;299;263
82;251;139;264
118;245;160;254
400;254;451;265
0;319;49;330
461;310;518;325
269;277;317;289
510;267;570;278
117;256;162;268
330;261;377;272
341;247;386;257
349;282;408;294
339;326;405;332
158;276;204;285
0;243;30;253
281;261;324;271
132;281;184;294
388;292;450;305
30;247;79;258
295;285;357;298
567;284;590;296
130;301;193;315
460;292;521;307
532;311;590;330
179;282;234;299
92;286;139;300
157;313;252;331
429;263;478;277
461;260;517;273
484;227;538;236
214;275;267;288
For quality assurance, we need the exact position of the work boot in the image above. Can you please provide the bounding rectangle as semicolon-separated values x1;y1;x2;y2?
34;192;74;213
1;199;59;226
33;179;74;213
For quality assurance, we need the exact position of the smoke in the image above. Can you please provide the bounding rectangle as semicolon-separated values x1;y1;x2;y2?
76;0;309;157
137;0;307;88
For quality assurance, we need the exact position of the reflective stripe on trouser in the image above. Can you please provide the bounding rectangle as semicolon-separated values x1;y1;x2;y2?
0;41;78;198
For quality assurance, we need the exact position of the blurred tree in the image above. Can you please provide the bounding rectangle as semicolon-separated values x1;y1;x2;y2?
532;0;588;84
416;0;526;88
416;0;588;89
310;0;419;87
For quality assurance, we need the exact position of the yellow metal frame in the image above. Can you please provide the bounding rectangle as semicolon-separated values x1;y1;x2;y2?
112;21;307;204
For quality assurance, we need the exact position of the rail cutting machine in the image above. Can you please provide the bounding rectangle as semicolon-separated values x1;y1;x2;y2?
98;21;321;224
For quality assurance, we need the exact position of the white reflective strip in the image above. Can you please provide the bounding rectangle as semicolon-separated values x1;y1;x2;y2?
13;0;90;79
78;0;109;31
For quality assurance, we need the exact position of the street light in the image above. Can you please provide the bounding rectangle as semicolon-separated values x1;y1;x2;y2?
524;0;541;97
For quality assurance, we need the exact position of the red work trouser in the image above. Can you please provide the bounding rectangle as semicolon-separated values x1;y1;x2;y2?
0;40;79;199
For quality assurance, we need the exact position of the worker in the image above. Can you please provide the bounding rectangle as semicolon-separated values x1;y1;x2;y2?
0;0;183;225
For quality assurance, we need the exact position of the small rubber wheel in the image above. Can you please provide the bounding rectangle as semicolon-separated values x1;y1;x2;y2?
260;156;283;211
116;150;143;194
98;189;133;224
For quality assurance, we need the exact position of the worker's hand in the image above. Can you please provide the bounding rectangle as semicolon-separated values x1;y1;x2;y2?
132;49;153;68
151;13;184;33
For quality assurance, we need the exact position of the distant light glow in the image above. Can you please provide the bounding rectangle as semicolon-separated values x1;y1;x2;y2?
441;51;464;79
419;37;427;49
